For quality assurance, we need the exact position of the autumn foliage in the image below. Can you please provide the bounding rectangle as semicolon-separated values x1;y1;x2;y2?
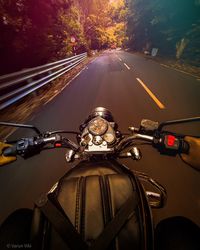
0;0;126;75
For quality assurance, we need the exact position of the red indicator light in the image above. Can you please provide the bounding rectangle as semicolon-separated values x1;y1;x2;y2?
55;143;62;147
167;135;175;146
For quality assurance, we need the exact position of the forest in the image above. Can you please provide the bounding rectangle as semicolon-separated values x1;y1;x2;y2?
0;0;126;74
0;0;199;75
126;0;200;65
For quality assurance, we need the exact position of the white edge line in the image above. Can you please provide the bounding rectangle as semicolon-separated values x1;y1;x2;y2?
4;129;17;140
160;63;199;78
3;66;87;139
90;58;97;64
44;66;87;105
44;95;57;105
4;114;37;140
160;64;170;68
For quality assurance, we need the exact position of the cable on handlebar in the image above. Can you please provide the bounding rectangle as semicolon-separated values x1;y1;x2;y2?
45;130;79;136
0;122;41;135
158;117;200;132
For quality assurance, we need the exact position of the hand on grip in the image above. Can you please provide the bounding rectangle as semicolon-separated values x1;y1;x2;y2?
0;142;16;166
181;136;200;170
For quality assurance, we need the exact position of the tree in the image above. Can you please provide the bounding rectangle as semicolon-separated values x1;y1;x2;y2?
125;0;200;63
0;0;127;74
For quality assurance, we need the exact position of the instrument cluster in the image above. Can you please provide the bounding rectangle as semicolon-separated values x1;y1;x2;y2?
80;117;117;153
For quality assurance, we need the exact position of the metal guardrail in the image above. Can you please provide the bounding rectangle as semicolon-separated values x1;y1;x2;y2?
0;52;87;111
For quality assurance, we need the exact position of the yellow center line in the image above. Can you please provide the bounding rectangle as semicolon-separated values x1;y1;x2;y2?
124;63;130;70
136;78;165;109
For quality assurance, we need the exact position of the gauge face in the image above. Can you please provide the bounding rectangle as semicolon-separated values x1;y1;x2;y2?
103;133;115;144
88;117;108;136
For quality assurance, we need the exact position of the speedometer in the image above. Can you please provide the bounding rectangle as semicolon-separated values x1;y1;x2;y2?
88;117;108;136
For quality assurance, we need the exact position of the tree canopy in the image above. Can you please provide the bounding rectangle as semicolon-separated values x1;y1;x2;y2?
0;0;127;74
125;0;200;64
1;0;199;75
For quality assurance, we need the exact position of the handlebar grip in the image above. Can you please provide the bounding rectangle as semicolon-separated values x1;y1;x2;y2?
180;140;190;154
3;146;17;157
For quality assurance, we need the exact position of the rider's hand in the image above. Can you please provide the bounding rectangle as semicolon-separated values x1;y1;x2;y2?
181;136;200;171
0;142;16;166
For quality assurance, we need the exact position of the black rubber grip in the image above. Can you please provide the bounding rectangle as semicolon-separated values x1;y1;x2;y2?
3;146;17;157
181;140;190;154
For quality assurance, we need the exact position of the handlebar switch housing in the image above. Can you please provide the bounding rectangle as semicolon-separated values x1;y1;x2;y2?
16;138;42;158
153;134;181;156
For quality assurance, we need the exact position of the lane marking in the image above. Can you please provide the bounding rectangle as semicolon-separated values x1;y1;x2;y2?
160;63;170;69
44;94;57;105
124;63;130;70
44;66;87;105
4;112;37;140
115;54;122;62
160;63;199;78
90;58;97;64
136;78;165;109
4;129;17;140
3;62;87;139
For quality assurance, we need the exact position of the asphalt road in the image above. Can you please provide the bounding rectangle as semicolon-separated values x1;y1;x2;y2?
0;50;200;228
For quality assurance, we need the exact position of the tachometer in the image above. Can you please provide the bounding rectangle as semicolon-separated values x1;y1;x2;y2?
103;133;115;144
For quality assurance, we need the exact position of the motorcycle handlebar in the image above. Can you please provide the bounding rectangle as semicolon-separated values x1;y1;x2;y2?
116;132;190;156
2;135;72;158
2;131;190;159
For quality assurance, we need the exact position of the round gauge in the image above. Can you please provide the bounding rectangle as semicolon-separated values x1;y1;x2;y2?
88;117;108;136
103;133;115;144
